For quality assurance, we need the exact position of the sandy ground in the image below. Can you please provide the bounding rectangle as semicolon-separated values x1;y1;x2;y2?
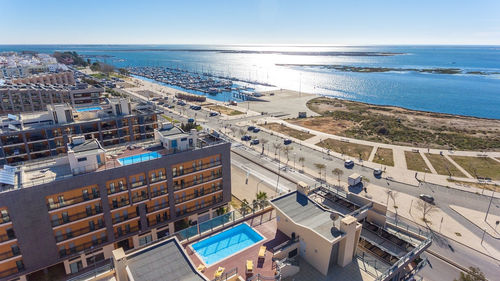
231;165;278;204
450;205;500;239
240;89;320;118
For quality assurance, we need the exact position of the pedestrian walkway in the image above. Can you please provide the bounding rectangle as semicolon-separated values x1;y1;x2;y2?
449;205;500;239
368;146;378;162
419;152;437;174
444;155;474;179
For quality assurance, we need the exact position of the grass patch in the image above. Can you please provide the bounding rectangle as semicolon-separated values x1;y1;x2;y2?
449;156;500;180
372;147;394;166
404;151;430;172
425;153;465;177
262;123;315;141
161;114;180;123
447;178;500;192
90;73;107;79
317;138;373;160
207;105;243;116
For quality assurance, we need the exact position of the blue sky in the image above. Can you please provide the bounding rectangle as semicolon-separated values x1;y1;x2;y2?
1;0;499;45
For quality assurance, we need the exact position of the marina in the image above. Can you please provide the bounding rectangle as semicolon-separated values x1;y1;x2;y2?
128;66;269;102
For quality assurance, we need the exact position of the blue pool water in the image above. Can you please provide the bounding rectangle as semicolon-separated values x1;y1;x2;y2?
192;223;264;265
76;106;103;112
117;151;161;165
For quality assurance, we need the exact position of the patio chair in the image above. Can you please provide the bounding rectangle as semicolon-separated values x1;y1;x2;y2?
246;260;254;275
214;266;225;279
258;246;266;260
197;264;206;272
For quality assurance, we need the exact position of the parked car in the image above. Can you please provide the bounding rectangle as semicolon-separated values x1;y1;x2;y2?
373;169;383;177
191;105;201;110
209;112;219;117
252;128;261;133
188;118;195;123
167;105;175;109
283;139;292;145
251;139;260;145
151;97;160;101
241;135;251;141
158;101;165;105
344;159;354;168
419;194;435;204
247;126;256;131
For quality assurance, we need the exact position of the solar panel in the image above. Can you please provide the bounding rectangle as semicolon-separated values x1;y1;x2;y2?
0;166;16;186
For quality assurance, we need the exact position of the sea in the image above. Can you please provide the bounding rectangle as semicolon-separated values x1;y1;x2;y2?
1;45;499;119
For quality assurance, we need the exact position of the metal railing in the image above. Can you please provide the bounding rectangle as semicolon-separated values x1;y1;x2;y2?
59;237;108;258
51;208;102;227
175;185;223;204
48;192;100;211
173;174;223;191
211;267;238;281
173;161;222;177
55;224;106;242
112;212;138;224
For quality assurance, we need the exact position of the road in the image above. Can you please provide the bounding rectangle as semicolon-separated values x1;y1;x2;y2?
123;84;500;280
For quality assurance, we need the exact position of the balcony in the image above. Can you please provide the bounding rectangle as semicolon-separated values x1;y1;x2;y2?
146;202;169;214
131;194;148;204
115;224;140;239
147;213;170;227
112;211;139;224
0;265;23;279
173;174;222;191
149;175;166;184
150;189;168;199
55;223;106;243
0;216;11;225
108;183;127;195
173;161;221;178
110;199;130;210
51;208;103;227
130;180;146;189
0;248;21;262
47;192;100;211
0;233;16;243
174;184;223;204
59;237;108;258
176;196;223;217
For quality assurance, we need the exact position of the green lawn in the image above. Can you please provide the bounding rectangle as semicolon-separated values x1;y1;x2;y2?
263;123;315;141
317;138;373;160
450;156;500;180
372;147;394;166
404;151;430;172
425;153;465;177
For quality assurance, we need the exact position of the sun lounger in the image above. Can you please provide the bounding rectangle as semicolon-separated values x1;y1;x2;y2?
246;260;253;274
214;266;225;278
258;246;266;259
197;264;205;272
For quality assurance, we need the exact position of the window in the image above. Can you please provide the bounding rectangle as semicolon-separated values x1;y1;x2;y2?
139;234;152;246
172;167;177;177
11;245;19;255
77;157;87;162
69;260;83;274
86;206;92;216
109;183;115;193
179;166;184;175
82;189;89;200
62;212;69;223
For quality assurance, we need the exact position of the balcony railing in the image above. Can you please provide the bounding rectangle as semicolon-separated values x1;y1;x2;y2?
107;184;127;195
131;194;148;204
147;213;170;227
150;189;168;199
112;211;138;224
173;161;221;177
110;199;130;210
115;225;140;238
51;208;103;227
173;174;222;191
149;175;166;184
0;233;16;243
176;196;223;217
47;192;100;211
146;202;169;214
0;248;21;262
175;184;223;204
59;237;108;258
55;223;106;242
0;265;23;278
130;180;146;189
0;216;11;224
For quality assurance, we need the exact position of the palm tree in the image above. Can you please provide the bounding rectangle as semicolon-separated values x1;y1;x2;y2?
261;139;269;155
314;163;326;181
273;143;282;161
240;199;251;216
298;156;305;172
332;168;343;187
256;191;269;209
239;128;246;137
229;127;237;136
282;146;293;166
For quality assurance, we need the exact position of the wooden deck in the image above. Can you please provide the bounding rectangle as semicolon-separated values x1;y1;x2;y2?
185;215;290;280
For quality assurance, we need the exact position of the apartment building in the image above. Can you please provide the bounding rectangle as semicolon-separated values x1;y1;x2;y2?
0;83;104;113
10;72;75;86
0;99;158;164
0;126;231;281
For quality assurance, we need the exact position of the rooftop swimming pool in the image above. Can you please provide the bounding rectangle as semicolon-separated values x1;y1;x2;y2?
76;106;103;112
191;223;264;266
117;151;161;165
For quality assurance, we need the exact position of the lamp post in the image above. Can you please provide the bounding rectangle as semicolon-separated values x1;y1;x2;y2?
485;186;496;221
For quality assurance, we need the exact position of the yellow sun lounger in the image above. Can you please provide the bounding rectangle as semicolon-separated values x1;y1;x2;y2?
197;264;206;272
258;246;266;259
246;260;253;274
214;266;225;278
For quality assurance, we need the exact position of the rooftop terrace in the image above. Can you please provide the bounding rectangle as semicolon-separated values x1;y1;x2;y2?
2;131;226;191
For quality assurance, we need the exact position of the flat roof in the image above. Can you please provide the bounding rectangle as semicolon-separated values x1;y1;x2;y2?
157;126;186;137
271;191;343;241
70;139;103;153
127;237;207;281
